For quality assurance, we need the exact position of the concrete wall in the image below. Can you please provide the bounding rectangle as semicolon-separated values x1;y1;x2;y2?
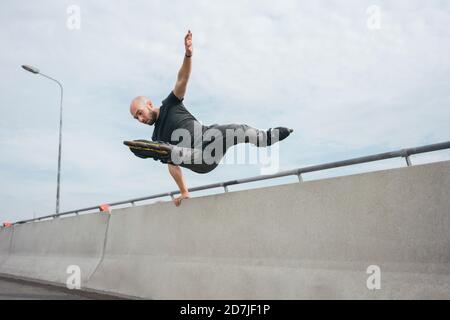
0;227;13;267
0;160;449;299
86;160;450;299
0;213;109;287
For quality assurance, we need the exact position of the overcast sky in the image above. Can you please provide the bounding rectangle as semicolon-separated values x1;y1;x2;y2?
1;0;449;222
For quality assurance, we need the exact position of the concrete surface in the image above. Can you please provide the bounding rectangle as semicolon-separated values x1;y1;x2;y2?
86;160;450;299
0;213;109;287
0;276;89;300
0;275;124;300
0;160;449;299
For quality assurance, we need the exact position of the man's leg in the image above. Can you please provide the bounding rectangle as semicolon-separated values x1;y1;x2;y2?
173;123;270;174
164;124;261;173
205;123;292;150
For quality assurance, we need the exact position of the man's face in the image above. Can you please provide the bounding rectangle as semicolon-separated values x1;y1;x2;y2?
131;100;156;125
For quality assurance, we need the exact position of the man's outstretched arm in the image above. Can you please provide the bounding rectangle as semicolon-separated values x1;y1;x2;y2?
173;30;193;100
168;164;190;207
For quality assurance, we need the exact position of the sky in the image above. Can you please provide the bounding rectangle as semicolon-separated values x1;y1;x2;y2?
1;0;449;222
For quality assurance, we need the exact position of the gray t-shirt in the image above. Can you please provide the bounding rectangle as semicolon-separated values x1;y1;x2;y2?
152;91;205;148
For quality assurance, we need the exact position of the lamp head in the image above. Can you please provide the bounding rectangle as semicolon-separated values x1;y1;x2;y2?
21;65;40;74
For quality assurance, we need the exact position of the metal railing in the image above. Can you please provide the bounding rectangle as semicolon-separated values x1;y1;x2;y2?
14;140;450;225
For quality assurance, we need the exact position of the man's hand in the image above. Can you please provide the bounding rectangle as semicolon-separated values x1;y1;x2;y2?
184;30;193;57
168;164;190;207
174;192;190;207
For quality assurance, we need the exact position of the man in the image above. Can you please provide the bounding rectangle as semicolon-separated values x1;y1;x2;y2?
126;30;293;206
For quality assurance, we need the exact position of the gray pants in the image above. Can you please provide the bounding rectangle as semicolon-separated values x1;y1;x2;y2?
170;124;269;174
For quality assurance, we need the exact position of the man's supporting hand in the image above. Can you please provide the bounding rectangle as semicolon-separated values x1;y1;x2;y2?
174;192;190;207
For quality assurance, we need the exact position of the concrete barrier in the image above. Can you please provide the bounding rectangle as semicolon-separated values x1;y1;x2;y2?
86;161;450;299
0;227;13;267
0;213;109;287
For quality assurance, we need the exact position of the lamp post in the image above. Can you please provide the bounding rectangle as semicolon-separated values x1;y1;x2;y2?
22;65;64;215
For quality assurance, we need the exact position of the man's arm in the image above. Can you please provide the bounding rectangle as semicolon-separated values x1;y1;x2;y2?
173;30;193;100
168;164;190;207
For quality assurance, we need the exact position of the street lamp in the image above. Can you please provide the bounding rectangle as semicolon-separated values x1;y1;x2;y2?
21;64;64;215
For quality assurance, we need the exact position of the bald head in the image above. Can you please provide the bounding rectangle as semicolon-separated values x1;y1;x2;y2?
130;96;149;114
129;96;158;125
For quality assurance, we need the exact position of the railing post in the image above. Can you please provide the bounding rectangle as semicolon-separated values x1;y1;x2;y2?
297;170;303;182
223;184;229;193
401;148;412;167
405;155;412;167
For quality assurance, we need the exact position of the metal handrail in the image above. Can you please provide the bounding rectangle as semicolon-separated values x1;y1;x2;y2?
13;140;450;225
